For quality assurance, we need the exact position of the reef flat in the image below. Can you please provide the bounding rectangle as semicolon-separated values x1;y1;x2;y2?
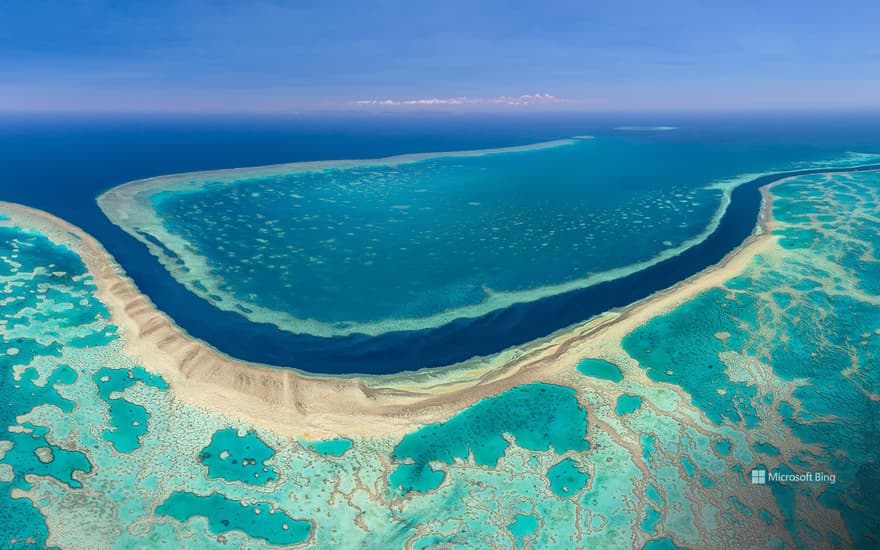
2;168;880;548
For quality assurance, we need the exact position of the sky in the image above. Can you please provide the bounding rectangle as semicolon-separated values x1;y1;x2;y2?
1;0;879;113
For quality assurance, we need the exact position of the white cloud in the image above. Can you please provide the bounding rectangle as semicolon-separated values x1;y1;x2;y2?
355;93;564;106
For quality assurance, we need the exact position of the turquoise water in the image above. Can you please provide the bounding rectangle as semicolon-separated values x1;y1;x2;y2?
507;512;540;547
303;438;353;457
200;429;279;485
93;366;168;454
753;442;781;456
623;171;880;547
101;136;880;338
156;491;313;545
389;383;589;495
714;439;732;455
546;458;590;498
0;223;104;548
4;168;880;547
577;358;624;381
616;394;643;415
641;505;662;533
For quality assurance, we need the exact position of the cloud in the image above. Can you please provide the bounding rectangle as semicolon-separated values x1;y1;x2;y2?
355;93;564;106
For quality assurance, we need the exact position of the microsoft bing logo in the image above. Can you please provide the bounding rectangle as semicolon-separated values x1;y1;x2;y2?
751;469;767;485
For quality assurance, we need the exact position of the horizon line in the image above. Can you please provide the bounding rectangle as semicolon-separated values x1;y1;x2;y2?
3;105;880;117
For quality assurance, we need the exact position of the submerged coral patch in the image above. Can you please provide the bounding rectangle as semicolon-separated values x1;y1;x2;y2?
156;491;313;546
200;428;279;485
389;383;589;495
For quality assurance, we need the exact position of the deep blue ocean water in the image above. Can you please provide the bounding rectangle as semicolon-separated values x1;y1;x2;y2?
2;111;880;374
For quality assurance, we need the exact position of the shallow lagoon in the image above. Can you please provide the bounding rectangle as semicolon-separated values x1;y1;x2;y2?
141;139;723;334
101;134;880;341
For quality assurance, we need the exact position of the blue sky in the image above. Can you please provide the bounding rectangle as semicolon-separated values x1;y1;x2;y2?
2;0;878;112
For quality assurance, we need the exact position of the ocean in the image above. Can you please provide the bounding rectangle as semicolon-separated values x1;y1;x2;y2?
3;111;880;374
